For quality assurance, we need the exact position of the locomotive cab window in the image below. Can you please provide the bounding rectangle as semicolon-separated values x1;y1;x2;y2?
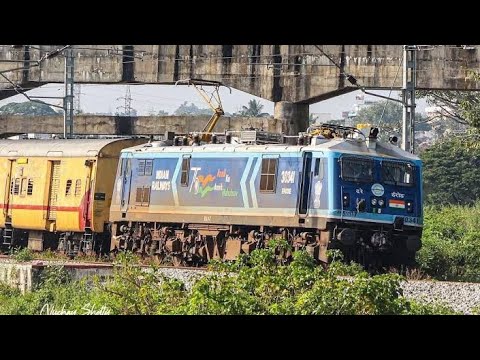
382;161;416;187
181;156;191;187
260;157;278;193
340;156;374;183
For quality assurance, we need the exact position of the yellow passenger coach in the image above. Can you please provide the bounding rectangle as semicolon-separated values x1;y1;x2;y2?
0;138;146;254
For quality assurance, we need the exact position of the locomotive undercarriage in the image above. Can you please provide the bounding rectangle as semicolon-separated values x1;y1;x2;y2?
110;218;422;268
329;220;422;268
110;222;330;267
0;227;109;258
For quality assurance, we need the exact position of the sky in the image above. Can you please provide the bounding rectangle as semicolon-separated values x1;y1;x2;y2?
0;84;428;118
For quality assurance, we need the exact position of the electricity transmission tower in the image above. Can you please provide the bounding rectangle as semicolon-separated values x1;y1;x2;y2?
116;85;132;116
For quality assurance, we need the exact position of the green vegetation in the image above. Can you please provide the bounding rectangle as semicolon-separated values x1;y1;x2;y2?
417;202;480;282
418;71;480;130
11;247;34;262
420;136;480;206
0;101;59;116
234;99;270;117
0;249;456;315
354;100;429;141
173;101;212;116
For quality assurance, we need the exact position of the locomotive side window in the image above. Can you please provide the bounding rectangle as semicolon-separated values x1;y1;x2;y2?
381;161;415;187
181;156;190;187
314;158;324;179
138;160;146;175
65;180;73;196
260;158;278;193
145;160;153;176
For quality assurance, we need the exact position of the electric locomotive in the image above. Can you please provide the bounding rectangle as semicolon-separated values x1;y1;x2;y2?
109;125;422;267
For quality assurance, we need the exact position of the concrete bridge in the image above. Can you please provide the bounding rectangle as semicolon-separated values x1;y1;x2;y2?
1;45;480;134
0;114;281;138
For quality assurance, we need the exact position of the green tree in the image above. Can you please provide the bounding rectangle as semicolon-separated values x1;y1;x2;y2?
420;136;480;205
237;99;270;117
173;101;211;116
354;100;430;141
0;101;58;116
417;71;480;130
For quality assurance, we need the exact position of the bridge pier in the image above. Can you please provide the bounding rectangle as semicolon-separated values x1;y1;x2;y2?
274;102;309;136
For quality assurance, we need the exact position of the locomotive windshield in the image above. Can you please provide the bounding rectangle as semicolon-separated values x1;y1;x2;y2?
340;156;374;183
381;161;415;187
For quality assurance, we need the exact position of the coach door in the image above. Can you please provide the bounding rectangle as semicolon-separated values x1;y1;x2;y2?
84;159;95;228
47;161;61;220
120;157;132;213
298;152;313;215
4;159;15;218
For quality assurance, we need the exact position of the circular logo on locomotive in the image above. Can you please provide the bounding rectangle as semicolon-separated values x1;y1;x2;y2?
371;183;385;197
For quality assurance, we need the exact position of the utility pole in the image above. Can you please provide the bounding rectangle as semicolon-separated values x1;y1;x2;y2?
63;48;74;139
402;45;416;153
74;83;81;114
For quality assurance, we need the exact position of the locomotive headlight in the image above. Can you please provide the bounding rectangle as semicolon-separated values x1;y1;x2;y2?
378;199;385;207
406;201;413;213
343;193;350;208
371;198;377;206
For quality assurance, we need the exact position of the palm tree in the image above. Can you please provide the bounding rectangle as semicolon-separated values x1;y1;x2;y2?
239;99;270;117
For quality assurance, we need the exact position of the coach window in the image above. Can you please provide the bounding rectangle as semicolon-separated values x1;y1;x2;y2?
27;179;34;196
260;157;278;193
75;179;81;196
20;178;28;197
181;156;190;187
65;180;73;196
13;178;20;195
